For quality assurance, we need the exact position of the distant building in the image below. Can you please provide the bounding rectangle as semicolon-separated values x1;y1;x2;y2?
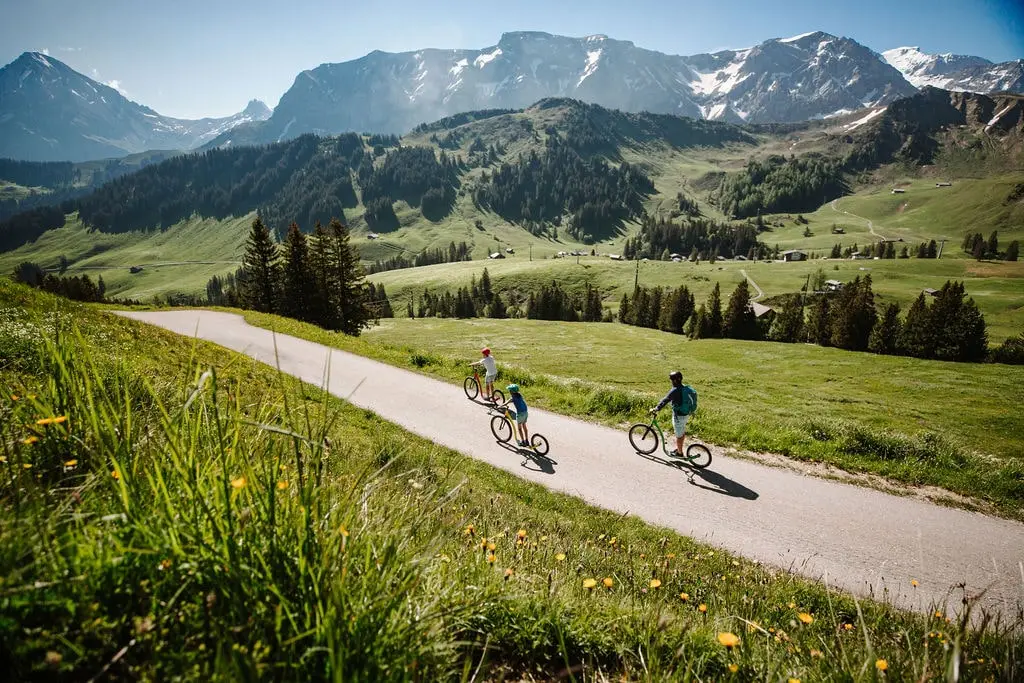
831;226;845;234
936;182;952;187
367;233;380;240
751;302;774;319
923;287;939;296
733;254;748;261
782;250;807;262
608;254;622;260
505;247;514;254
891;188;906;194
130;266;143;274
824;279;843;292
488;252;505;260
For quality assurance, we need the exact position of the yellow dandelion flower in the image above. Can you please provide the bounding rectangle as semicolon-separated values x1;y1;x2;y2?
810;649;822;658
555;552;566;561
609;536;617;545
340;525;350;537
934;610;943;618
11;394;19;401
464;524;475;536
798;612;813;624
36;416;68;426
23;462;33;469
230;476;246;489
504;568;514;578
911;579;919;587
728;664;738;673
277;480;288;489
875;659;888;671
788;601;796;609
789;679;801;683
679;592;689;602
844;623;853;631
111;469;120;479
602;577;614;588
698;603;707;613
0;456;6;463
64;459;78;467
22;436;39;445
487;542;496;552
540;535;548;542
480;537;488;548
486;553;496;564
516;529;527;540
583;578;598;589
649;579;662;589
717;632;740;648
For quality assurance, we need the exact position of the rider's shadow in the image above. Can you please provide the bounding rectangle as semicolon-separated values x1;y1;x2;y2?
497;441;558;475
636;451;759;500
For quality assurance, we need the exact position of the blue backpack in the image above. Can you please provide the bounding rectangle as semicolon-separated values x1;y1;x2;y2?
676;385;698;416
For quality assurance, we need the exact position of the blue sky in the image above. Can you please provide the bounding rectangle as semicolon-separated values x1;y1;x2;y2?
2;0;1022;119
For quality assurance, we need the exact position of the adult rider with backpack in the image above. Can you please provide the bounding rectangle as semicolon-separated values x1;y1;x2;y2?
650;371;697;457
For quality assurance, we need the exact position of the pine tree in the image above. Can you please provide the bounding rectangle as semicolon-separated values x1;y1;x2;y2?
1007;240;1019;262
281;223;316;322
850;274;877;351
488;291;508;319
241;217;281;313
97;275;106;301
308;222;338;329
327;218;374;335
663;285;693;335
927;240;937;259
807;294;831;346
987;231;999;258
899;293;932;358
769;294;805;343
479;268;493;305
706;283;723;338
618;292;631;324
688;303;710;339
723;280;758;339
868;303;901;355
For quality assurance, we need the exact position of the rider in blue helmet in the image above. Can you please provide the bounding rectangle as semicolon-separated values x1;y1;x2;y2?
501;384;530;447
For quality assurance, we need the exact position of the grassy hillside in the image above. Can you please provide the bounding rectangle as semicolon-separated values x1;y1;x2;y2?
0;212;250;300
6;281;1022;679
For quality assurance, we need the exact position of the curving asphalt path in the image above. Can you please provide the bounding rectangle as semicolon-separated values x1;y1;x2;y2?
832;199;891;241
117;310;1024;621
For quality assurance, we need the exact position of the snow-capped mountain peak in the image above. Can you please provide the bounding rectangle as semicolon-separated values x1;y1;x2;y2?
882;46;1021;93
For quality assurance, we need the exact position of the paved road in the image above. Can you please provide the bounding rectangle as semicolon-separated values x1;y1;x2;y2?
118;310;1024;620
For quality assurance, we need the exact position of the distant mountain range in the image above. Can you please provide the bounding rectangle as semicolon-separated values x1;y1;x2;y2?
0;52;270;162
0;32;1020;161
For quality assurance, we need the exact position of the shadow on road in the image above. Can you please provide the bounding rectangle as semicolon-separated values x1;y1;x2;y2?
497;440;558;475
635;450;759;500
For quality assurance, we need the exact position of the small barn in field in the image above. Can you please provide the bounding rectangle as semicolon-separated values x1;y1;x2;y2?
782;250;807;262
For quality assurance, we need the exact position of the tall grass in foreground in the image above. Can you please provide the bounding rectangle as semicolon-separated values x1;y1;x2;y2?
1;307;1022;680
0;326;476;680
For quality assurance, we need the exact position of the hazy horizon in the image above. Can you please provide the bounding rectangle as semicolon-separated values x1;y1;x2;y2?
2;0;1022;120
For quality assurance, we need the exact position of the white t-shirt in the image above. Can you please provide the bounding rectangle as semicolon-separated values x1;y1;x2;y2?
481;355;497;376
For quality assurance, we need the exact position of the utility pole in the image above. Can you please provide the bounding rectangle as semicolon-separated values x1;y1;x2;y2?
529;243;532;262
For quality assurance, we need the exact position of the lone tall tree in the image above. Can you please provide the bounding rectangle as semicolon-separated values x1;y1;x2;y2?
723;280;759;340
706;283;723;338
868;303;902;355
281;223;316;323
241;217;281;313
327;218;375;336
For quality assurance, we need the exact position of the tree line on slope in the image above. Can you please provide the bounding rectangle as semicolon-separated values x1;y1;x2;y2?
617;275;1002;363
472;135;654;243
622;215;768;261
717;154;847;219
408;272;609;323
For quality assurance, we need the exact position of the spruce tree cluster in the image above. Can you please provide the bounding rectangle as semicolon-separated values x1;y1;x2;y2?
12;262;106;302
622;215;766;261
230;216;382;335
412;269;515;320
472;135;653;243
366;241;472;275
718;154;846;218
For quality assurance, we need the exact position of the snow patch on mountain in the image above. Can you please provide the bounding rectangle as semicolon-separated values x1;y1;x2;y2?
578;49;602;86
780;32;818;43
844;107;885;129
475;48;502;68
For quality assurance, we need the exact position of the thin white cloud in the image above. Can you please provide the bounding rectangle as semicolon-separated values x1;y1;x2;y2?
41;48;50;56
106;80;127;96
58;47;82;53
